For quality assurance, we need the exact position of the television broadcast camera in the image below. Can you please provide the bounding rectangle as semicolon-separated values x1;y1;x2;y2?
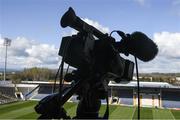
35;7;158;119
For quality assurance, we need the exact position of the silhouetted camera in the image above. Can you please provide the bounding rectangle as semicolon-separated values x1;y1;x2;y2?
35;7;158;119
59;8;135;82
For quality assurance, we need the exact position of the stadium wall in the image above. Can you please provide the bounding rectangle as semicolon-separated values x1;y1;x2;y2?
1;81;180;109
108;81;180;108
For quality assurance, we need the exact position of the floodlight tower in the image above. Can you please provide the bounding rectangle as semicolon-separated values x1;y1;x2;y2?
3;38;11;81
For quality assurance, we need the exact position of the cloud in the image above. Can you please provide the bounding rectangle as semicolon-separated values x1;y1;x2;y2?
1;17;110;69
138;32;180;73
154;32;180;59
25;44;58;64
0;37;60;68
64;18;110;36
83;18;110;33
1;31;180;73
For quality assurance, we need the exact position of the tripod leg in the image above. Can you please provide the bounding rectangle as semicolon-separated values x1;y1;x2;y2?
38;114;52;119
76;94;101;119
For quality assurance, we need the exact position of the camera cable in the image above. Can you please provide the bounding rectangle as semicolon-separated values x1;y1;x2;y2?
135;56;140;120
110;30;140;120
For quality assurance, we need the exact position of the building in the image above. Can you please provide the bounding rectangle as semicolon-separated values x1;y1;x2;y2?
108;81;180;108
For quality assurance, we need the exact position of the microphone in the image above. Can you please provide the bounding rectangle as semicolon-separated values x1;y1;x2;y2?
117;31;158;62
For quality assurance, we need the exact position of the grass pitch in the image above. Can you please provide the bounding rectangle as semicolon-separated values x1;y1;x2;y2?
0;101;180;119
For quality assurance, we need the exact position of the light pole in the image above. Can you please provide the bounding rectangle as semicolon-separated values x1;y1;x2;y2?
3;38;11;81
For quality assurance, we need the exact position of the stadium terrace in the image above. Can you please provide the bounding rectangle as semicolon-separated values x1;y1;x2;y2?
0;80;180;109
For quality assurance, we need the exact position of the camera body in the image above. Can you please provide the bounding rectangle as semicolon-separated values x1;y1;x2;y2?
59;32;134;82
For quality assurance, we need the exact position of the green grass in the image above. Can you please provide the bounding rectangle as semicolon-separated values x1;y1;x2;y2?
64;102;77;117
0;101;180;119
133;107;153;119
110;105;135;119
153;108;175;119
0;101;38;119
171;110;180;119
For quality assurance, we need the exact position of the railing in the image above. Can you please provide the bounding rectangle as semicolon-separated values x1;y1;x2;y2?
0;92;18;104
24;85;40;99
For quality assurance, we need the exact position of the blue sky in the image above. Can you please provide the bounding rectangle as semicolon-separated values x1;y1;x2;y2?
1;0;179;44
0;0;180;72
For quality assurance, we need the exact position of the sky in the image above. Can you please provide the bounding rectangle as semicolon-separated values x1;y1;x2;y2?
0;0;180;73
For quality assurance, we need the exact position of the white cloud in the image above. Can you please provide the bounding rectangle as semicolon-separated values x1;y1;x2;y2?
1;31;180;73
1;17;110;69
138;32;180;73
0;37;60;68
64;18;110;36
25;44;58;64
83;18;110;33
138;57;180;73
154;32;180;58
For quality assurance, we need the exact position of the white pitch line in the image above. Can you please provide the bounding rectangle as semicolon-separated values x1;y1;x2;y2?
131;106;137;119
169;109;176;120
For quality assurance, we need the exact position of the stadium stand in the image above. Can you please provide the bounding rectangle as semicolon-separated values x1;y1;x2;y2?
30;84;71;100
17;87;35;96
1;80;180;109
22;81;70;100
108;81;180;108
162;100;180;108
0;86;16;97
120;98;133;105
0;81;18;104
31;94;50;100
162;90;180;101
161;90;180;108
117;89;133;105
0;93;17;104
38;84;53;94
109;88;133;105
